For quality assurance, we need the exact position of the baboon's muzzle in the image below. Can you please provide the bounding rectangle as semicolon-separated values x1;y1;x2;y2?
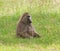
28;18;32;23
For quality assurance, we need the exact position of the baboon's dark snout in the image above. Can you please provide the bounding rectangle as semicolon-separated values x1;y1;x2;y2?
28;19;32;23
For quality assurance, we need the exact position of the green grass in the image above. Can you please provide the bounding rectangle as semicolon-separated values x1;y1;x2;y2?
0;0;60;51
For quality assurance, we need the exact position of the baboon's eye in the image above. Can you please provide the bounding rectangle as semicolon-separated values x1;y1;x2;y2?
27;16;30;17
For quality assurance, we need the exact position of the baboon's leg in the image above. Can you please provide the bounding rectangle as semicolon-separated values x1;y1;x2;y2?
33;32;40;37
27;31;40;38
27;30;40;38
28;25;40;37
17;33;32;38
21;33;32;38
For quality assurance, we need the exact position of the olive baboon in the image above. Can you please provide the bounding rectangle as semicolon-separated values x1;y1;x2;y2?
16;12;40;38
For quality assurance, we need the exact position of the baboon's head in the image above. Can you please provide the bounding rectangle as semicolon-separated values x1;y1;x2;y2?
21;12;32;24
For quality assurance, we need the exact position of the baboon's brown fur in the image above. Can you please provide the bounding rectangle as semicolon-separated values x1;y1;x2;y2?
16;12;40;38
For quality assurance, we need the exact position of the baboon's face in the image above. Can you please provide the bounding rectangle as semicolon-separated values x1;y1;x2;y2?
22;13;32;24
27;15;32;23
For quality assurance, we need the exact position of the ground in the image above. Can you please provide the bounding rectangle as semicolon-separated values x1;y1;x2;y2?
0;0;60;51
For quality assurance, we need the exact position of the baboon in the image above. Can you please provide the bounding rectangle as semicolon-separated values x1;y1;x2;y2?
16;12;40;38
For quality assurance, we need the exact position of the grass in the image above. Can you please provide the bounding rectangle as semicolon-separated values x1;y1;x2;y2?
0;0;60;51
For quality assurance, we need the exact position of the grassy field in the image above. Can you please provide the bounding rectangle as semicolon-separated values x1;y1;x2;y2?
0;0;60;51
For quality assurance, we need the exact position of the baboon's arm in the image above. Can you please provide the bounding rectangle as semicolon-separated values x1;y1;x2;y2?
30;24;40;37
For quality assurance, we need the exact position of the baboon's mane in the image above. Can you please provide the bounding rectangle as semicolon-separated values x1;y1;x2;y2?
20;12;29;23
